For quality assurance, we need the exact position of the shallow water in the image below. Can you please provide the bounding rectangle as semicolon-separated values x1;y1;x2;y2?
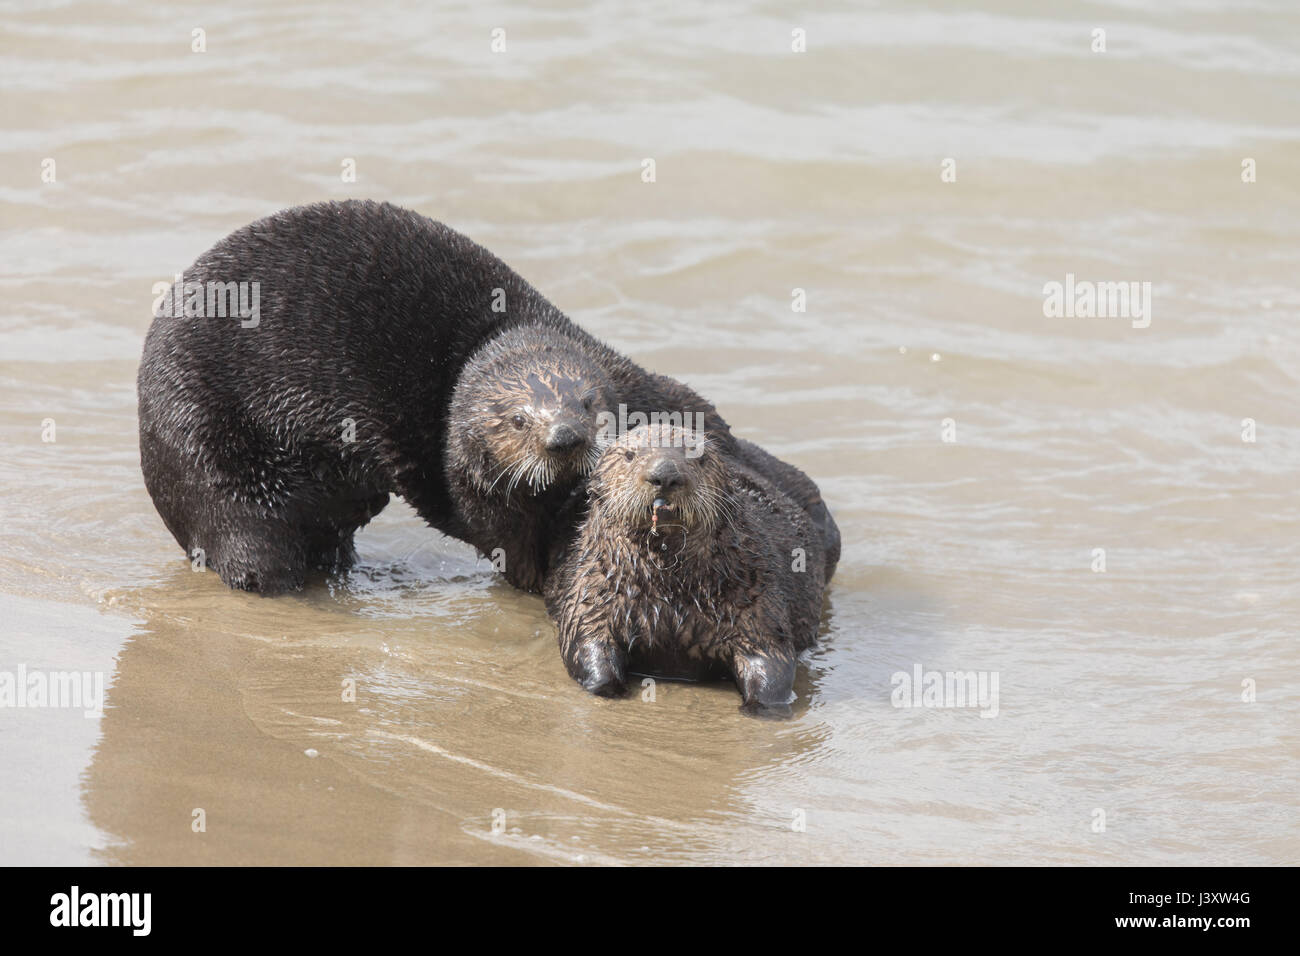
2;0;1298;865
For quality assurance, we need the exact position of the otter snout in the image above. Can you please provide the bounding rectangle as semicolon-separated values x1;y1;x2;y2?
645;457;686;493
545;421;586;453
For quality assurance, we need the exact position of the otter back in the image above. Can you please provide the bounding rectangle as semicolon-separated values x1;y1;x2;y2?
137;200;738;594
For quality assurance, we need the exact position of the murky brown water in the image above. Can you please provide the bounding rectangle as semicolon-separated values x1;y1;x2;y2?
3;0;1299;865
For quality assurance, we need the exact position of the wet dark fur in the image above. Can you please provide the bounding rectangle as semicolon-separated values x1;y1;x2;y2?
544;425;833;716
137;200;733;594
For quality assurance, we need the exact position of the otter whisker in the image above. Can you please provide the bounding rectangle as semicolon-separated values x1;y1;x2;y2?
520;459;538;493
526;458;548;492
581;442;604;477
695;486;738;529
485;451;531;496
506;465;525;496
495;455;530;494
519;452;563;494
504;454;538;497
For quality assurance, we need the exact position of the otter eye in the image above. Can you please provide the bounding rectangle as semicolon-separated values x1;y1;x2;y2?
511;414;527;430
623;450;634;462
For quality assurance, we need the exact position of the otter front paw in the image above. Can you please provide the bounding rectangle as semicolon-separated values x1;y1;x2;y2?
219;560;306;595
569;640;628;698
732;652;796;717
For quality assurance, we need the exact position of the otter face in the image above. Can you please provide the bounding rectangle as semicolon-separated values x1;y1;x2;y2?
589;424;731;533
452;331;616;496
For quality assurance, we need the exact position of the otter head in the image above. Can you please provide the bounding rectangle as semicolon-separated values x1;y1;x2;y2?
449;326;617;497
588;424;730;535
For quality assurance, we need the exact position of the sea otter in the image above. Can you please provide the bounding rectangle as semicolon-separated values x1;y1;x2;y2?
544;424;834;716
137;200;733;594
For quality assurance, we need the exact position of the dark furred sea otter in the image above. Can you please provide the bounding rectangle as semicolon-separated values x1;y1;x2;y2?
545;424;835;716
137;200;733;594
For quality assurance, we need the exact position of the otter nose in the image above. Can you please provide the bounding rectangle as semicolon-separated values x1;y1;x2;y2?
645;459;684;492
545;422;585;453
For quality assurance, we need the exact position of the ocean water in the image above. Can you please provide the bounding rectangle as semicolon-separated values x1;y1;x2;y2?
1;0;1297;865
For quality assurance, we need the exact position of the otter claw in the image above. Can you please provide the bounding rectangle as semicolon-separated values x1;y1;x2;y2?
573;641;627;698
733;652;796;716
582;674;628;698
